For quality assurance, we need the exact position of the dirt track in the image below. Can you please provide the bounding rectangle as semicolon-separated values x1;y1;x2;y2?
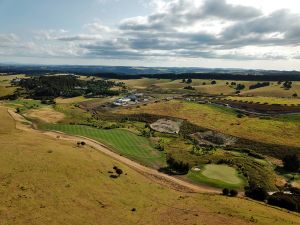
7;108;219;194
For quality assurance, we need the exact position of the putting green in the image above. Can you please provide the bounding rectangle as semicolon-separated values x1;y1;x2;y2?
188;164;245;189
202;164;242;184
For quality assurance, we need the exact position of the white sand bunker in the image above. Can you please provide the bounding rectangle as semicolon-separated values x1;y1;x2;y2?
150;119;181;134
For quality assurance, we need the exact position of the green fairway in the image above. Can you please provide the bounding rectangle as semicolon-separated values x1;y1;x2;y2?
187;164;246;189
42;124;166;168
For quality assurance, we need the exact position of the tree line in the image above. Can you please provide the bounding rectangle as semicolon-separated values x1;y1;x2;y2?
12;75;124;100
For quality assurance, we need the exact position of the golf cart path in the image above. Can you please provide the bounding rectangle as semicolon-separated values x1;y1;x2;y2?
7;108;219;194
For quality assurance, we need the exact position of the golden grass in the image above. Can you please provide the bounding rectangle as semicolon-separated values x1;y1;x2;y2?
240;82;300;98
1;107;299;225
226;96;300;105
115;100;300;147
55;96;93;104
0;75;26;97
25;107;65;123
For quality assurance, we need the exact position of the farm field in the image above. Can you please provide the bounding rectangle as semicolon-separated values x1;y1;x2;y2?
188;164;246;189
41;124;166;168
1;106;299;225
115;100;300;148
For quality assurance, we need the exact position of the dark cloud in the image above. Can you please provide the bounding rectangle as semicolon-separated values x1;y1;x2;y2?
201;0;262;20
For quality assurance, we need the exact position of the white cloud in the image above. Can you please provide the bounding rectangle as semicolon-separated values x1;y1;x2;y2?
2;0;300;69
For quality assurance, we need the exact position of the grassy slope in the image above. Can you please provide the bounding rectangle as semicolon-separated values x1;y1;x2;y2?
115;100;300;148
41;124;166;168
226;96;300;105
0;107;299;225
240;82;300;97
0;75;24;97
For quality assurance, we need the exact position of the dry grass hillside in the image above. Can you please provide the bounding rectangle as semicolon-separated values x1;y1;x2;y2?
0;106;299;225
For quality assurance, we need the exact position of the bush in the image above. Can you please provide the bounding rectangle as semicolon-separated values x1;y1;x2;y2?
115;168;123;176
222;188;229;196
267;193;300;212
230;189;238;197
283;154;300;172
245;183;268;201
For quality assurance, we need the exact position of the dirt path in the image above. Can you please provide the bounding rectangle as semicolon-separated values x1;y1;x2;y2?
7;108;219;194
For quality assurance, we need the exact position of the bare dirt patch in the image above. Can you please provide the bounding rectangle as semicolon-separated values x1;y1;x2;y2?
150;119;182;134
26;107;65;123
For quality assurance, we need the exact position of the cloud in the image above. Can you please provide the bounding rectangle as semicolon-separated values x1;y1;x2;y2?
2;0;300;63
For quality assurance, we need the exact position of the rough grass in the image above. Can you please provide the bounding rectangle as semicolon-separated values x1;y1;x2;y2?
41;124;166;168
55;96;93;104
115;100;300;148
240;82;300;98
0;75;24;97
25;107;65;123
1;107;300;225
226;96;300;105
5;99;43;112
188;164;245;189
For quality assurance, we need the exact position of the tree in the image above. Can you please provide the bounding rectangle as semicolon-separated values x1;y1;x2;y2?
236;84;245;91
211;80;217;85
292;93;298;97
186;78;192;84
245;183;268;201
283;154;300;172
267;193;300;212
115;168;123;176
282;81;292;90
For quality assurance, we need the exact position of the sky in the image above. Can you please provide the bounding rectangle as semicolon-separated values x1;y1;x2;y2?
1;0;300;70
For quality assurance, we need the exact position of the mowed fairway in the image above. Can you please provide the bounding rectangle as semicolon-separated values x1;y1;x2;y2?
42;124;165;168
188;164;245;189
116;100;300;148
1;107;300;225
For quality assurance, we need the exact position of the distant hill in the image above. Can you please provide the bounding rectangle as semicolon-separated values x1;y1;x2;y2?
1;64;300;80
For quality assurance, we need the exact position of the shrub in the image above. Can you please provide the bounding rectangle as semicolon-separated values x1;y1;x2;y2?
115;168;123;176
249;82;270;90
267;193;300;212
283;154;300;172
230;189;238;197
245;183;268;201
222;188;229;196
